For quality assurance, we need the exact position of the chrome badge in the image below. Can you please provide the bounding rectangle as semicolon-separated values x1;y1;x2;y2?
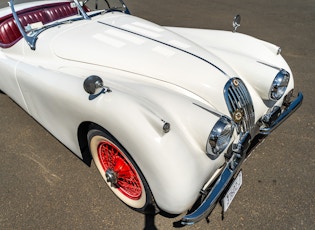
233;109;244;123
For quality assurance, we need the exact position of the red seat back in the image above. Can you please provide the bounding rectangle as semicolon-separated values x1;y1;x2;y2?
0;2;87;48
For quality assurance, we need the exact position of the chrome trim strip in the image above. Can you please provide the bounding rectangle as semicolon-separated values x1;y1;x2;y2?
193;103;221;118
97;21;227;76
260;92;303;135
257;61;282;71
181;133;251;225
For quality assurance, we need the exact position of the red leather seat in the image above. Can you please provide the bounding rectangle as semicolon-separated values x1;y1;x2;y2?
0;2;86;48
45;4;78;22
0;10;50;48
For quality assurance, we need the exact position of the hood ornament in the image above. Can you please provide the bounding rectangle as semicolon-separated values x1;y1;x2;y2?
232;14;241;33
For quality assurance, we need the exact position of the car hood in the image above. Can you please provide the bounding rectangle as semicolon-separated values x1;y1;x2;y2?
52;13;239;113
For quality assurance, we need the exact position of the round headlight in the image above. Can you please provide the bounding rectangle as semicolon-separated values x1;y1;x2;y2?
206;117;234;159
270;70;290;100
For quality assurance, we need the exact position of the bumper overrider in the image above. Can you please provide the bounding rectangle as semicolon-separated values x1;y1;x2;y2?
181;92;303;225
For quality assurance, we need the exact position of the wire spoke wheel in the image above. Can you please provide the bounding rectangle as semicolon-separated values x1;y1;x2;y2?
87;129;156;213
97;140;142;200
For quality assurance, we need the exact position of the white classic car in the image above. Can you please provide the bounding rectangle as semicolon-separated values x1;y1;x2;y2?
0;0;303;225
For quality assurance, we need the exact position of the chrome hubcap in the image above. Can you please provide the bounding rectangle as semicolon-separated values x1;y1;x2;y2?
105;169;117;187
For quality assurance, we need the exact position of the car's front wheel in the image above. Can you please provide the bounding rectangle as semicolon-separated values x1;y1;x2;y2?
87;129;156;214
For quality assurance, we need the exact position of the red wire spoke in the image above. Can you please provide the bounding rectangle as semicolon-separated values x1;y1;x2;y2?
97;140;142;200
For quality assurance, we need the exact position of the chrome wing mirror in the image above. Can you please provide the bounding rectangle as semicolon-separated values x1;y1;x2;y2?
83;75;111;97
232;14;241;33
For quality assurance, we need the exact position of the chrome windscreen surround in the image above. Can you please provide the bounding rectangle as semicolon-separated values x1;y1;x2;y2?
224;78;255;134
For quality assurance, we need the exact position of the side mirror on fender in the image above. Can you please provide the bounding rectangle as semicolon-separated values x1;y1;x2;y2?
83;75;111;95
232;14;241;33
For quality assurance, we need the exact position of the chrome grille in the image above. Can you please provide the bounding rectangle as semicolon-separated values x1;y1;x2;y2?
224;78;255;134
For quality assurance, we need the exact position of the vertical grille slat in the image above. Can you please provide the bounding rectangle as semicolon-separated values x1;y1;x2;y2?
228;89;238;111
224;78;255;134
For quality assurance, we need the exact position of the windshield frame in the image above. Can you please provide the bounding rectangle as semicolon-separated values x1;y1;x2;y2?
83;0;130;14
8;0;130;50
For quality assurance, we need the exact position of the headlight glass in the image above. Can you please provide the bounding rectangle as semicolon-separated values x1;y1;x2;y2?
206;116;234;159
270;69;290;100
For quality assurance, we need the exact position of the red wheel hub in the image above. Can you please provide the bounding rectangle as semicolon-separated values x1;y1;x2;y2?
97;140;142;200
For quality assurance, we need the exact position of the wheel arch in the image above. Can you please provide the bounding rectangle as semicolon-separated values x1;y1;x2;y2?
77;120;159;213
77;121;112;166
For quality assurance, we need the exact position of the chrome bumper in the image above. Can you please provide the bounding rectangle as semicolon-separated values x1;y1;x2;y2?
260;92;303;134
181;92;303;225
181;133;251;225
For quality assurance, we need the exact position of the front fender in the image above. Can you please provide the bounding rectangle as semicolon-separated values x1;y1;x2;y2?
16;61;226;214
83;81;225;214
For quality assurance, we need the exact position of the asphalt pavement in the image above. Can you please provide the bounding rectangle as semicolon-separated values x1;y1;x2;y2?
1;0;314;229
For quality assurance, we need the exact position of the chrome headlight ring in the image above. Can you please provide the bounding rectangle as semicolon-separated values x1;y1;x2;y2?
270;69;290;100
206;116;234;160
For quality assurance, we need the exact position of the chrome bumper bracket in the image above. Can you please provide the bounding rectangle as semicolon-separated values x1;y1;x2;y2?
181;133;250;225
260;92;303;134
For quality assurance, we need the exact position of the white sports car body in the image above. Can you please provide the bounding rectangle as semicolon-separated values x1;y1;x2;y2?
0;0;303;225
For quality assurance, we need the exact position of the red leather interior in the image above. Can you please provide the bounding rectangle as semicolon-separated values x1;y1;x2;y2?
0;2;84;48
44;4;78;22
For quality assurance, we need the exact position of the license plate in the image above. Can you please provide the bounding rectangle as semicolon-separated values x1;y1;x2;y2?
222;170;243;212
